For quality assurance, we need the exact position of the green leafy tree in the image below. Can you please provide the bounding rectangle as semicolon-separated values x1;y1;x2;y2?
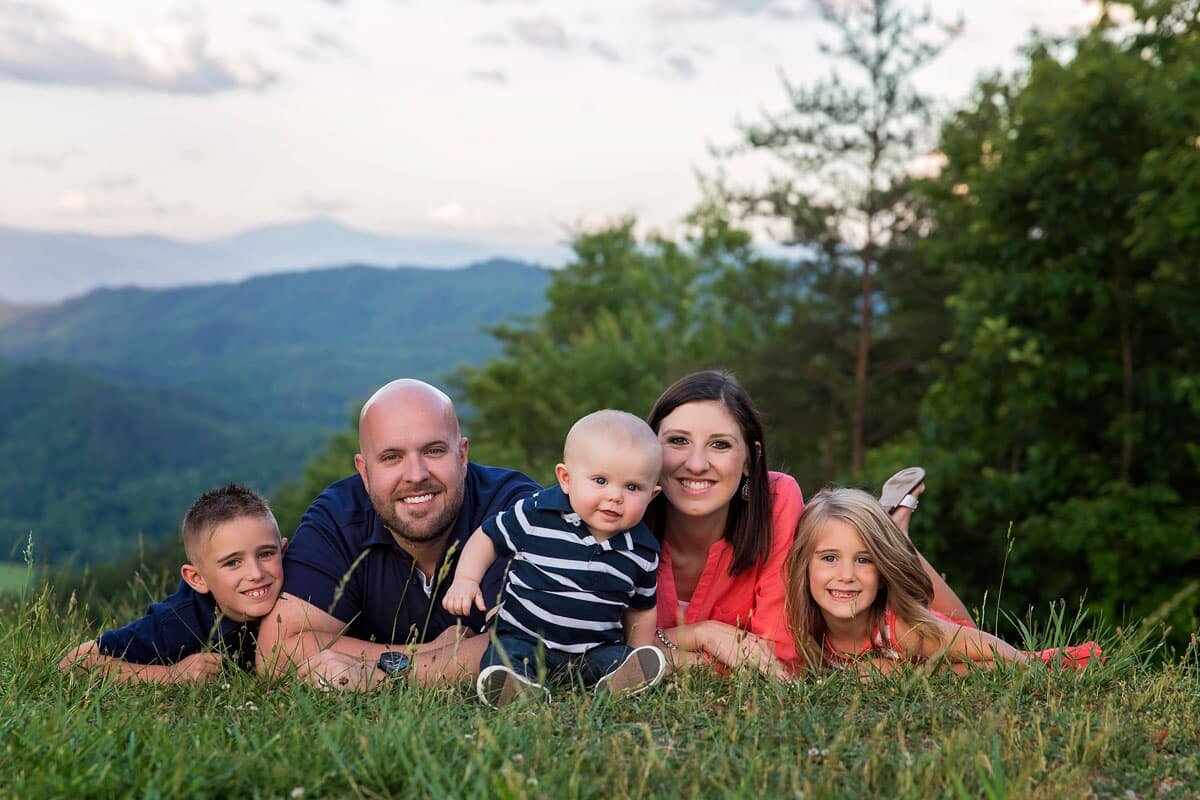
912;3;1200;634
458;215;786;483
723;0;958;475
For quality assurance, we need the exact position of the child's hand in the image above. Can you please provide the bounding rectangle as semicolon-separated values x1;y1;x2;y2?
165;652;224;684
442;578;485;616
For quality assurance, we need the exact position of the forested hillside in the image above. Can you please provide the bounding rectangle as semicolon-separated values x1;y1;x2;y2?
0;260;550;568
0;361;326;565
0;259;550;426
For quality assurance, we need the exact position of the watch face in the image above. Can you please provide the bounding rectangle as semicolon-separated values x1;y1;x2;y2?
378;651;411;676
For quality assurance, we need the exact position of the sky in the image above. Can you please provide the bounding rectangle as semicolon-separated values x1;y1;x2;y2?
0;0;1104;250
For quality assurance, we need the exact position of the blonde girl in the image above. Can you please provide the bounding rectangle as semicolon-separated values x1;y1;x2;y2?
784;487;1029;672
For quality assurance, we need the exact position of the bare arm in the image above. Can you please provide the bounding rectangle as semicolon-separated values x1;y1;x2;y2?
59;641;223;685
656;620;789;678
441;528;497;617
257;593;486;689
256;593;384;678
622;607;657;648
895;617;1029;667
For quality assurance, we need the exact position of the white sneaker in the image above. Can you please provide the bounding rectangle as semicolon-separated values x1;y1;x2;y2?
476;665;551;708
594;646;667;697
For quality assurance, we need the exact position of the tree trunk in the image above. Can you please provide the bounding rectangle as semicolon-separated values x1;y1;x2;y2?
1116;264;1135;483
852;241;874;474
824;400;838;480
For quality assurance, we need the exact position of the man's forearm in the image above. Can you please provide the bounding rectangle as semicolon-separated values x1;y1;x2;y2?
325;634;404;662
407;630;488;685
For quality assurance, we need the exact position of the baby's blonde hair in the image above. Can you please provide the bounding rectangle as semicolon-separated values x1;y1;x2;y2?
563;409;662;475
784;487;943;669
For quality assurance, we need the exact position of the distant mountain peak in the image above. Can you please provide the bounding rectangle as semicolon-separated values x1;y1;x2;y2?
0;220;568;304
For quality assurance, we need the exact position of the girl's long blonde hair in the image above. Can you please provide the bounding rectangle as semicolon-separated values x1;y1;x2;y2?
784;487;944;668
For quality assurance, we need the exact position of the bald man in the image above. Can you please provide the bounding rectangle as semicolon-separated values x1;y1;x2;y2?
258;379;539;688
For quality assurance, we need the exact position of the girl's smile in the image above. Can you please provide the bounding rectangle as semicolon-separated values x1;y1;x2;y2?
807;518;880;627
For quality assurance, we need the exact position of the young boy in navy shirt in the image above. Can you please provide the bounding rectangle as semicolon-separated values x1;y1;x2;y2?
443;410;667;707
59;483;285;683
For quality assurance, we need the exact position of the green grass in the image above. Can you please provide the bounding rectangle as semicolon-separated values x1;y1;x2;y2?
0;562;32;594
4;585;1198;799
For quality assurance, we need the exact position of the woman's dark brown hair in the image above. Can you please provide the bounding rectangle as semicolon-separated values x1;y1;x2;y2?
645;370;771;575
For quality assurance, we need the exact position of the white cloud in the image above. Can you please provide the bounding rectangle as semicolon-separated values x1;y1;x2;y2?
665;52;696;78
295;28;351;61
0;1;276;93
299;195;347;216
249;13;282;32
510;16;568;49
0;0;1113;244
9;148;75;170
428;201;466;223
500;16;622;65
55;187;188;218
94;174;137;191
473;31;508;46
467;68;507;83
651;0;809;21
56;189;88;213
589;39;621;63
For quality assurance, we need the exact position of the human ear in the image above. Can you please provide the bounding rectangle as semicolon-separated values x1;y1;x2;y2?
180;563;210;595
554;463;570;494
354;453;369;491
745;441;763;476
279;537;288;555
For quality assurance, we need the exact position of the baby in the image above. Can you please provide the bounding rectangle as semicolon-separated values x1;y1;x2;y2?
443;409;666;706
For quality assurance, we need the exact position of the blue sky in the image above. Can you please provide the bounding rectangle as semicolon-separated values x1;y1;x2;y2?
1;0;1102;249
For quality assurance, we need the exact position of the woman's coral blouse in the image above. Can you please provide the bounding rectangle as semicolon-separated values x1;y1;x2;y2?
655;471;804;663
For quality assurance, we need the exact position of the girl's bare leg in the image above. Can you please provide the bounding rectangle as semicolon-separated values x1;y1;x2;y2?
891;482;974;625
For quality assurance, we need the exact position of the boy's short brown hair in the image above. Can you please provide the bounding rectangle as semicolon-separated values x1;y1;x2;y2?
182;483;277;562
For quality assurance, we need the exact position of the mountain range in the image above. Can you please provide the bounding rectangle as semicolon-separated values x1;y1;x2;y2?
0;217;569;304
0;259;551;426
0;259;551;567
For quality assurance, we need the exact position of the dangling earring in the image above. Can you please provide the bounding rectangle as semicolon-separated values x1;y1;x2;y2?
741;477;751;501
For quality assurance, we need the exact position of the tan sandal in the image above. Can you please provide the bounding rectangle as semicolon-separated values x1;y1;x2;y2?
880;467;925;514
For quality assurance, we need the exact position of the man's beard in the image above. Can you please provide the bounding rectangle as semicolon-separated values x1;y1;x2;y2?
371;481;465;545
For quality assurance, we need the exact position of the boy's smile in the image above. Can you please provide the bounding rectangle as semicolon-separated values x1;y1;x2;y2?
183;515;286;622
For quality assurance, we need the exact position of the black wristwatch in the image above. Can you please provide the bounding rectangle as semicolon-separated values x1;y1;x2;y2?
378;651;411;678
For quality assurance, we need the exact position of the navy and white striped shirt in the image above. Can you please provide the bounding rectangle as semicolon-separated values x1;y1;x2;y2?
482;486;659;654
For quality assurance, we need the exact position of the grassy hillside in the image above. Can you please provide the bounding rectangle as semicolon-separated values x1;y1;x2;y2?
0;260;550;425
0;361;325;567
8;583;1196;798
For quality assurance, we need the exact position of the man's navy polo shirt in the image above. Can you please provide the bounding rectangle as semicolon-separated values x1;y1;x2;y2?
283;462;539;644
97;579;258;671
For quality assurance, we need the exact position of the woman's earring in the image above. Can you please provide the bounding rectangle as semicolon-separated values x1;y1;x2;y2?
741;477;751;501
